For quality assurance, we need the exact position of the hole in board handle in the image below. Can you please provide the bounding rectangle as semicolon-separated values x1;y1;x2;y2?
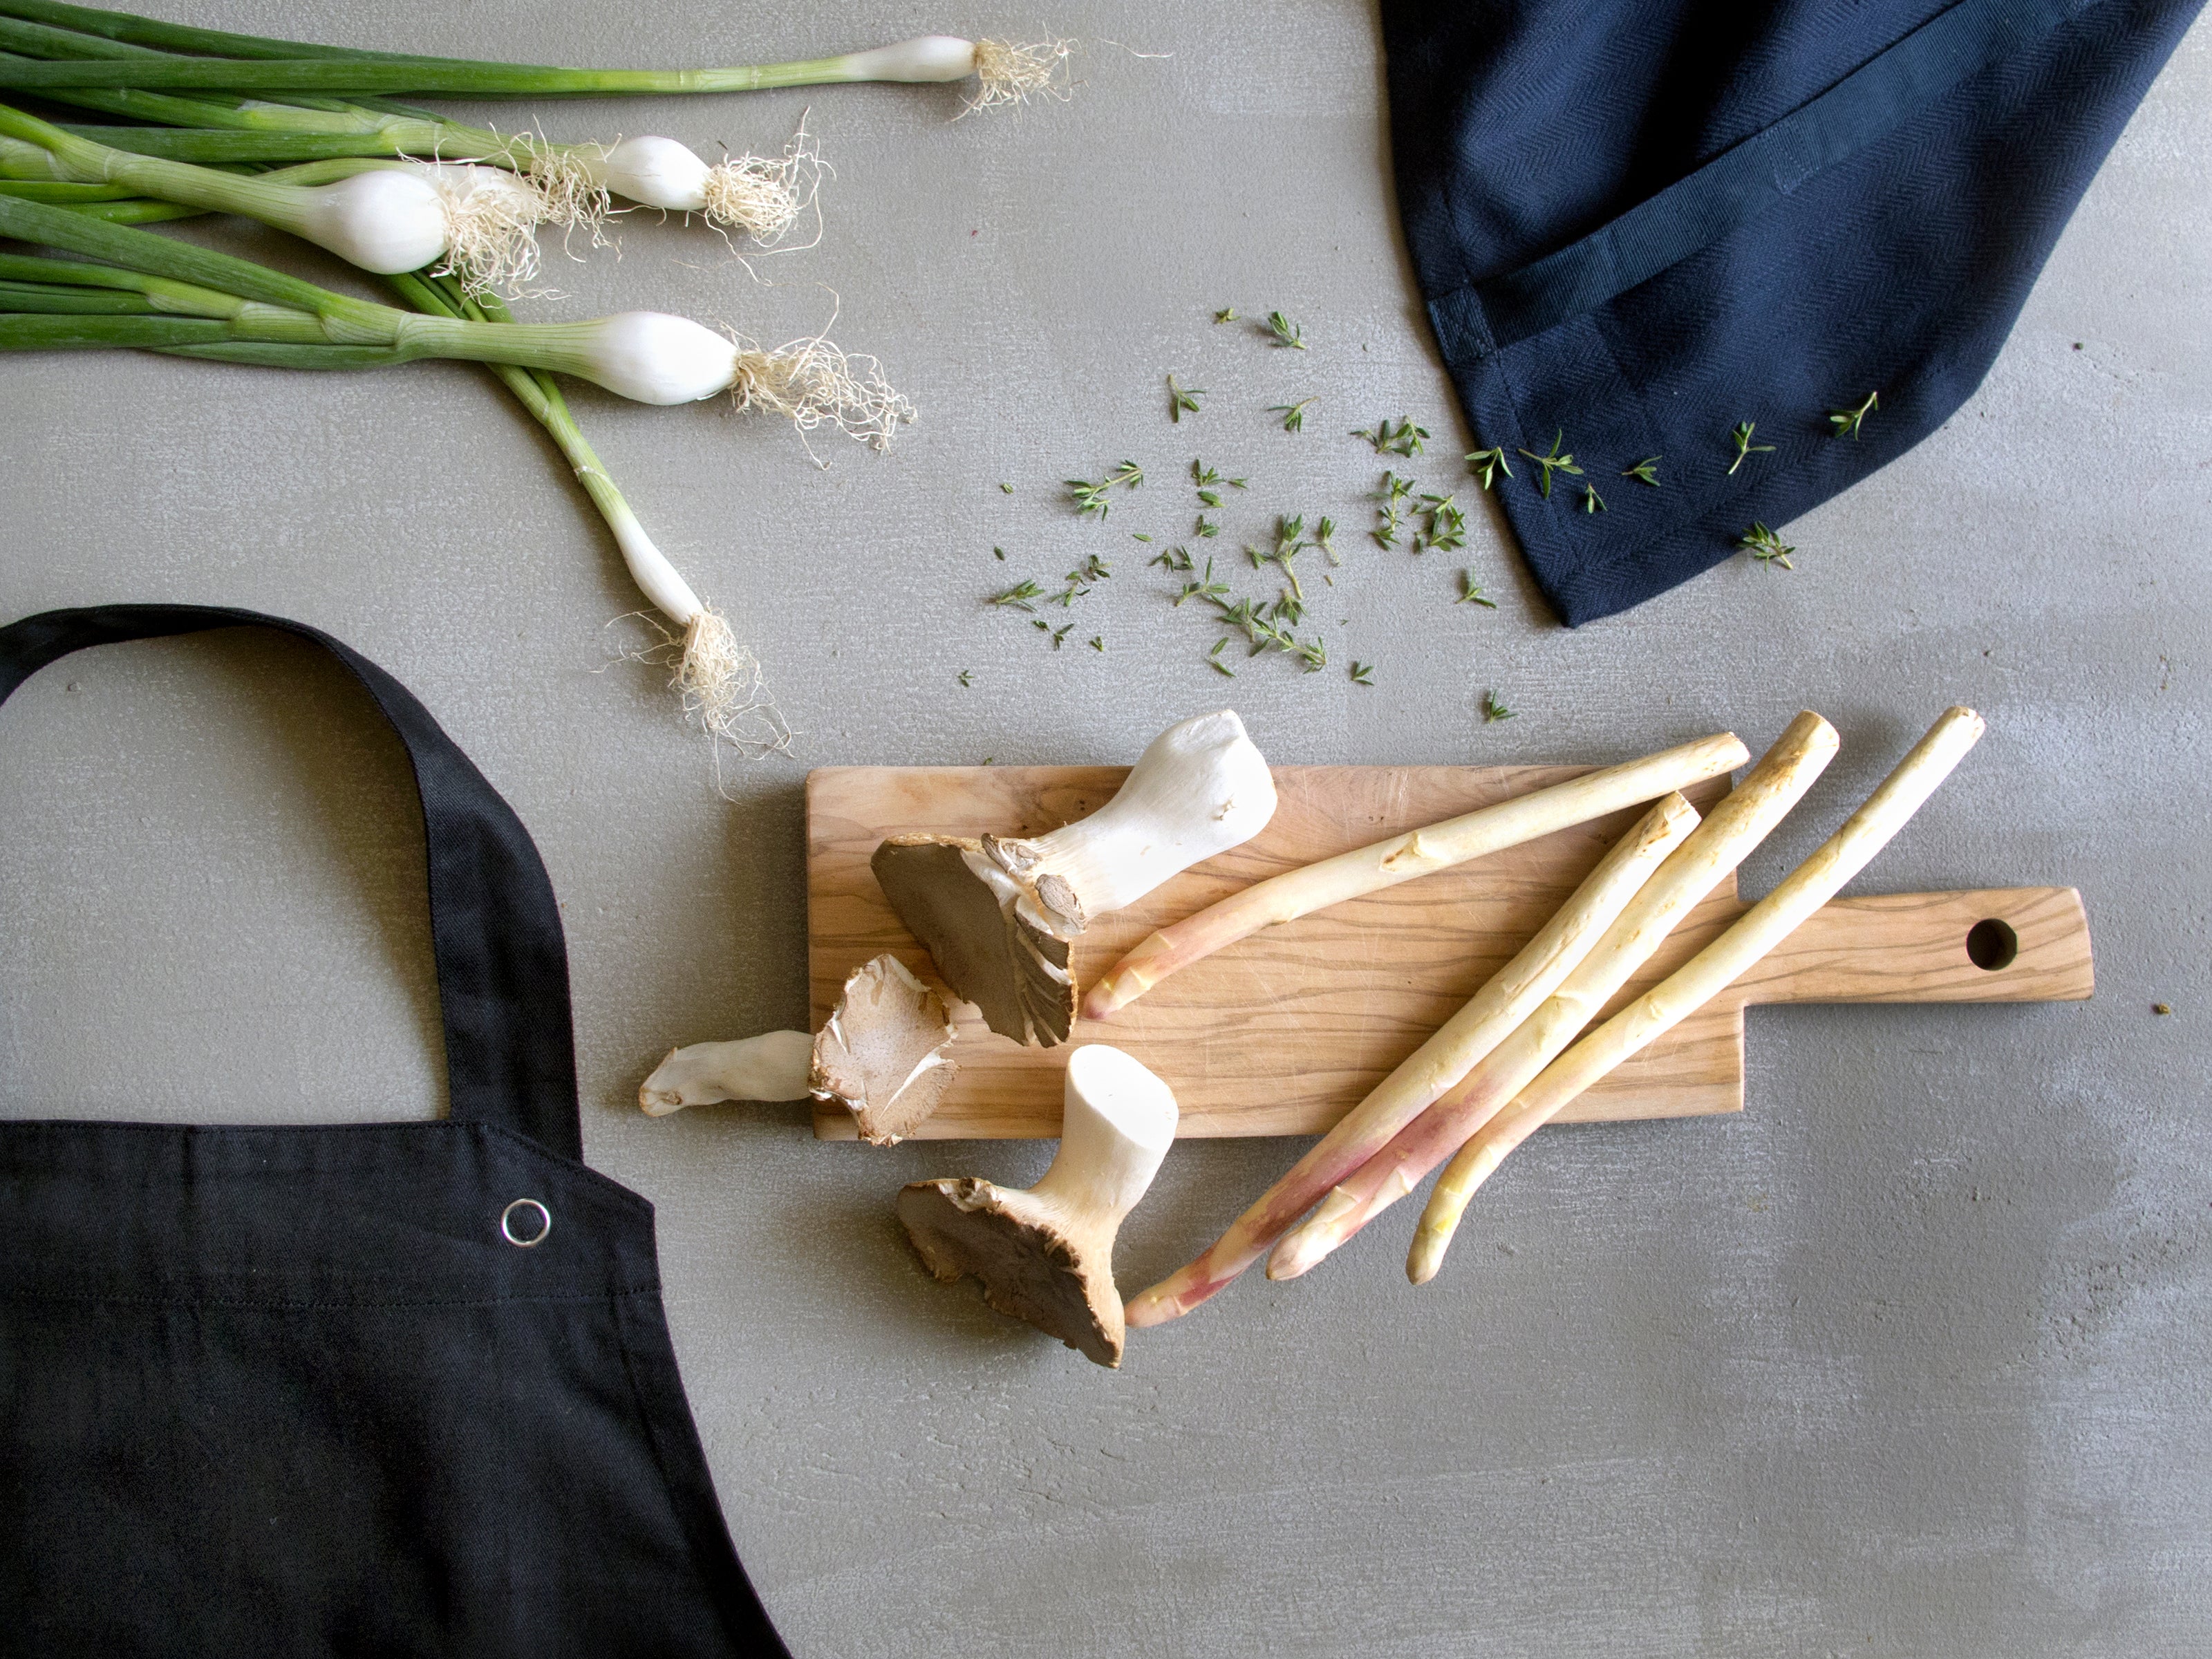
1965;919;2019;972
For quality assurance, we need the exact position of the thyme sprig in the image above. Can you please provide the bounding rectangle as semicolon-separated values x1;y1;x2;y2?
1828;391;1878;439
990;578;1046;612
1622;456;1660;486
1269;396;1317;433
1414;491;1467;552
1350;662;1375;686
1373;469;1418;547
1195;513;1220;538
1168;373;1205;422
1740;522;1796;569
1356;415;1430;458
1265;310;1307;349
1466;445;1513;490
1455;570;1497;608
1582;483;1606;514
1517;430;1583;498
1315;516;1338;565
1727;421;1774;475
1067;460;1144;518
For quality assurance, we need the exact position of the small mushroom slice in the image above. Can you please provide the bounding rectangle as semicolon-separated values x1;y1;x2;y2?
809;955;958;1145
897;1044;1179;1367
871;710;1275;1047
639;1029;814;1115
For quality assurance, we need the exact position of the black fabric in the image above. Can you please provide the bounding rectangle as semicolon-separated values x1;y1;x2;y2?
1383;0;2205;624
0;606;788;1658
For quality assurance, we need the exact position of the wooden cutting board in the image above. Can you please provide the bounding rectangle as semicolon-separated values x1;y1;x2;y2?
805;763;2093;1140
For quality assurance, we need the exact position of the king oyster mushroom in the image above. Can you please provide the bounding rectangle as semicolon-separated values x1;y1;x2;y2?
870;709;1275;1047
897;1043;1179;1367
638;953;957;1144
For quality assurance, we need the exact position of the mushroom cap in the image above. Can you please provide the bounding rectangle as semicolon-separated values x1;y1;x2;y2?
809;954;957;1144
896;1179;1125;1367
871;835;1076;1047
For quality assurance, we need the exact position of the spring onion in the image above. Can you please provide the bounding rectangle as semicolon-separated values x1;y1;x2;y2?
0;193;911;435
0;2;1072;112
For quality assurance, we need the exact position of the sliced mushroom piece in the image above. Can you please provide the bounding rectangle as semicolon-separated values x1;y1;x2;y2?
638;1029;814;1115
897;1043;1179;1367
809;954;958;1145
872;709;1275;1047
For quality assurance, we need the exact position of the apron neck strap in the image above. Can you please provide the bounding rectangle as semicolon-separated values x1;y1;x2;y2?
0;605;584;1162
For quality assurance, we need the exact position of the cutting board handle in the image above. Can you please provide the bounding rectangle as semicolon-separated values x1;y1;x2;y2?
1737;887;2092;1006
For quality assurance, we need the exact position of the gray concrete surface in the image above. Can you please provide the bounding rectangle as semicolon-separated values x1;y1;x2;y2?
3;3;2210;1653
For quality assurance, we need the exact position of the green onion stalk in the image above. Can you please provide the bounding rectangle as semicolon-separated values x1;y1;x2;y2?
0;192;913;442
0;3;1070;234
0;229;794;754
0;100;548;291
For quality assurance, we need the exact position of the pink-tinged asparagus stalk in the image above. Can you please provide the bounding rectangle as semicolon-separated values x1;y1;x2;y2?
1406;706;1985;1284
1123;791;1701;1329
1265;711;1839;1282
1080;731;1747;1021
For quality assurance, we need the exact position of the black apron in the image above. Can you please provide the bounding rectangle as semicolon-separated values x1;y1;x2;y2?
0;606;789;1658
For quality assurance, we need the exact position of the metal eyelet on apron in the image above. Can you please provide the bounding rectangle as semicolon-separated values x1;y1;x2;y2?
500;1197;552;1248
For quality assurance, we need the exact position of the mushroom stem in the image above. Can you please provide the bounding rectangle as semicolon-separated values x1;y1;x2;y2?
1123;789;1700;1329
1407;706;1985;1283
1264;712;1839;1282
638;1029;812;1114
897;1044;1179;1367
1080;731;1749;1020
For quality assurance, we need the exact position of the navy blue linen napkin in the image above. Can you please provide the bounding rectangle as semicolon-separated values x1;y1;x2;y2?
1382;0;2204;624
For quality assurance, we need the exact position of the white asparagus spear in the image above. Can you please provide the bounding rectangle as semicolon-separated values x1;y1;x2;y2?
1080;731;1748;1020
1123;791;1700;1329
1264;712;1839;1282
1406;706;1986;1282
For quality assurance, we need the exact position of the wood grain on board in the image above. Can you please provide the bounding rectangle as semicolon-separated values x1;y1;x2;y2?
806;764;2092;1141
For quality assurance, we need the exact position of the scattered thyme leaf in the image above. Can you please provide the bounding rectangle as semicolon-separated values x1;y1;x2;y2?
957;669;973;686
1622;456;1660;486
1482;688;1516;722
998;482;1013;494
1455;570;1497;608
1168;373;1206;422
1828;391;1879;439
1132;532;1152;543
991;578;1045;612
1066;477;1112;518
1049;622;1074;649
1192;459;1219;487
1225;475;1248;489
1214;306;1238;324
1315;516;1338;564
1265;310;1306;349
1197;489;1221;508
1355;415;1430;458
993;545;1006;561
1089;635;1105;653
1350;661;1374;686
1740;521;1796;569
1516;430;1582;498
1208;638;1236;676
1416;491;1467;552
1195;513;1219;538
1466;445;1513;490
1150;545;1195;572
1582;483;1606;514
1728;420;1775;475
1269;396;1318;433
